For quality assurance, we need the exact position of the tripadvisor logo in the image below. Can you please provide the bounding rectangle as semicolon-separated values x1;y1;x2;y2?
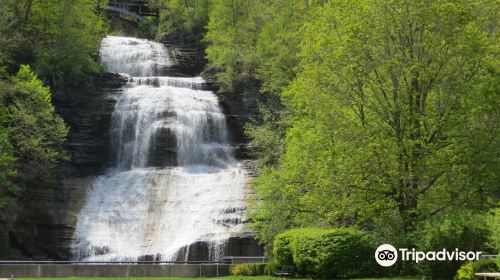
375;244;398;267
375;244;482;267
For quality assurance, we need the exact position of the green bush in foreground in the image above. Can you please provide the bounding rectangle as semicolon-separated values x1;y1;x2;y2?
230;263;268;276
454;258;499;280
273;227;383;279
417;214;490;279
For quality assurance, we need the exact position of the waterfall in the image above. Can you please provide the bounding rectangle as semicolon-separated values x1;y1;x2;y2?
71;36;246;261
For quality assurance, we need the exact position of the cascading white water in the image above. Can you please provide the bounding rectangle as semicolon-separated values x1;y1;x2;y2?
71;36;246;261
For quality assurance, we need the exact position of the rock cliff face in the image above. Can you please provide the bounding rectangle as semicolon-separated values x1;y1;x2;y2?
11;73;127;259
11;42;262;260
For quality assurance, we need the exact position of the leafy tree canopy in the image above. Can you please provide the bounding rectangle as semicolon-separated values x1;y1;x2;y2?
0;0;107;86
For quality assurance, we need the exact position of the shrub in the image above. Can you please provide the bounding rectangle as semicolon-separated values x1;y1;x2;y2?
455;262;474;280
417;214;490;279
273;228;301;266
486;208;500;252
230;263;267;276
454;259;499;280
273;227;382;279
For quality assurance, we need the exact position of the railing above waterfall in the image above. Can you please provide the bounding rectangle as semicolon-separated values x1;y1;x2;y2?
105;0;158;22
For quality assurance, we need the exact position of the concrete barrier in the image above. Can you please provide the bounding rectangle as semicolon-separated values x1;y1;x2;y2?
0;264;230;278
223;256;268;264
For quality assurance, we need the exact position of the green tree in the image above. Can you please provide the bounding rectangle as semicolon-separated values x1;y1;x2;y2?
252;0;499;245
417;213;490;279
153;0;210;44
1;65;68;183
204;0;265;92
245;0;317;166
487;207;500;252
0;58;18;210
0;0;107;85
0;64;68;257
0;105;17;257
205;0;321;166
0;108;17;208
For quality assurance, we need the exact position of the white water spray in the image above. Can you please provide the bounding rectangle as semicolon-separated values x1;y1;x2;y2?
71;36;246;261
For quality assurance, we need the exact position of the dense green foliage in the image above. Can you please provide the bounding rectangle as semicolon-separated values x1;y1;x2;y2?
0;0;107;85
153;0;210;44
454;258;499;280
0;106;17;209
137;16;158;40
487;208;500;251
2;65;68;182
205;1;316;166
263;0;497;243
0;65;68;256
0;64;68;203
273;228;382;278
416;214;491;278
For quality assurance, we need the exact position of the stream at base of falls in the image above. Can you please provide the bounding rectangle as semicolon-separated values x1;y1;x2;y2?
71;36;246;261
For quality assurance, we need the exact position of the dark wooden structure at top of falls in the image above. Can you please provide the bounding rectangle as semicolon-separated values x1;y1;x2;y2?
106;0;158;21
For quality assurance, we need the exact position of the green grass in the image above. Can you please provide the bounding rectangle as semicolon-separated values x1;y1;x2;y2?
17;278;263;280
19;277;421;280
19;278;278;280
